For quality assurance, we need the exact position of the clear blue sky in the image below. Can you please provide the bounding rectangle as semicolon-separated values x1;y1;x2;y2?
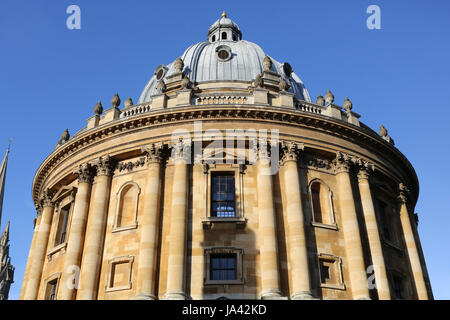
0;0;449;300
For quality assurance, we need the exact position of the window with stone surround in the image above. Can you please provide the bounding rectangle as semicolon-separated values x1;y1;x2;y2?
105;255;134;292
201;164;247;229
47;186;76;259
113;182;140;232
204;247;244;285
317;253;345;290
309;179;337;230
388;270;410;300
373;186;401;248
43;272;61;300
55;203;71;245
211;172;236;217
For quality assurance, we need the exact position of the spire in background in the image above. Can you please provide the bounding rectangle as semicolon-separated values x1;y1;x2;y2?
0;145;10;226
0;220;14;300
0;143;14;300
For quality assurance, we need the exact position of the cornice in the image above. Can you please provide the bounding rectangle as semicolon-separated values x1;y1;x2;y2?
32;105;419;206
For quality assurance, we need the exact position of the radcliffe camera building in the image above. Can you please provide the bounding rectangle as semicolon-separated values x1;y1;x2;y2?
20;13;432;300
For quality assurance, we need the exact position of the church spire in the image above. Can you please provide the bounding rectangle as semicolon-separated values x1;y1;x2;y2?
0;146;10;226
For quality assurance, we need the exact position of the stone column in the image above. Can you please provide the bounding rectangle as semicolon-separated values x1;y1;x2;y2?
357;163;391;300
164;139;190;300
20;210;41;299
23;190;54;300
134;144;163;300
281;142;313;300
397;184;429;300
77;157;114;300
60;163;94;300
257;139;283;299
335;152;370;300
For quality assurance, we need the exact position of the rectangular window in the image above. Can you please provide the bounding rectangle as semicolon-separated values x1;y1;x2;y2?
377;200;391;242
392;274;404;300
210;254;237;281
211;173;236;217
46;279;58;300
55;204;71;246
320;263;330;284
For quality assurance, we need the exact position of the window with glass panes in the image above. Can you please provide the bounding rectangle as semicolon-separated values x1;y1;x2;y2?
210;254;237;281
47;279;58;300
211;173;236;217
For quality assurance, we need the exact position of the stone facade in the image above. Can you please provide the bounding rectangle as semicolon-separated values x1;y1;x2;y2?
20;14;432;300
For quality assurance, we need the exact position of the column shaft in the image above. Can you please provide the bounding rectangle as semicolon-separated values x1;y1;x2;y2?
23;204;53;300
60;165;93;300
283;159;313;299
357;171;391;299
77;172;111;300
135;155;162;300
398;196;428;300
165;158;188;299
257;158;282;299
20;215;41;299
336;166;370;299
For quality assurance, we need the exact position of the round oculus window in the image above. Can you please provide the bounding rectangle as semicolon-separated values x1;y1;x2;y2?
218;50;230;60
156;69;164;80
216;45;232;62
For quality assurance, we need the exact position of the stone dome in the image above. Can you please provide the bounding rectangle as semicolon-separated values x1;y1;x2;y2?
138;14;311;104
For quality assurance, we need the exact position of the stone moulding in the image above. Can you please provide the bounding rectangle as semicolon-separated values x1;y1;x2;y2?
32;105;419;208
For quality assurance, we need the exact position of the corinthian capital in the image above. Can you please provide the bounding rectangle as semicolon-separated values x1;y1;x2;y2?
334;151;352;173
96;155;116;176
74;163;94;184
142;143;163;164
280;141;304;163
40;188;55;208
356;160;375;181
397;182;410;204
170;138;191;163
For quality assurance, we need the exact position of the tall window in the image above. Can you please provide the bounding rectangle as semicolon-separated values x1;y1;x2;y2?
55;203;70;245
377;200;391;242
46;279;58;300
210;254;237;281
211;173;235;217
222;32;227;40
391;273;407;300
113;182;140;231
310;180;334;226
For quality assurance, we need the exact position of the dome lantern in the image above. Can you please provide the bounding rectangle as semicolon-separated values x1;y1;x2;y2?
207;12;242;43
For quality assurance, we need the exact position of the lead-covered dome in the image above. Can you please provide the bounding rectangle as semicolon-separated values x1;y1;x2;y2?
138;13;311;104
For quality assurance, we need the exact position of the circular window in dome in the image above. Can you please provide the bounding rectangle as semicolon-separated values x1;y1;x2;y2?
154;65;168;81
216;45;232;62
282;63;293;78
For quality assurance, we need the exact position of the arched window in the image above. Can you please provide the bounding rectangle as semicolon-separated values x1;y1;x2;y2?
212;35;216;42
309;180;336;227
222;32;227;40
113;182;140;231
232;33;237;41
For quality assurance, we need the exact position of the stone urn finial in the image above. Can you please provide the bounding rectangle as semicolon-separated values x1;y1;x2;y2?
94;101;103;115
262;56;272;71
180;75;192;90
111;93;121;108
156;81;166;94
316;94;325;106
61;128;70;142
343;97;353;112
379;124;387;137
279;78;290;92
124;97;133;108
253;73;263;88
174;57;184;73
325;90;334;104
